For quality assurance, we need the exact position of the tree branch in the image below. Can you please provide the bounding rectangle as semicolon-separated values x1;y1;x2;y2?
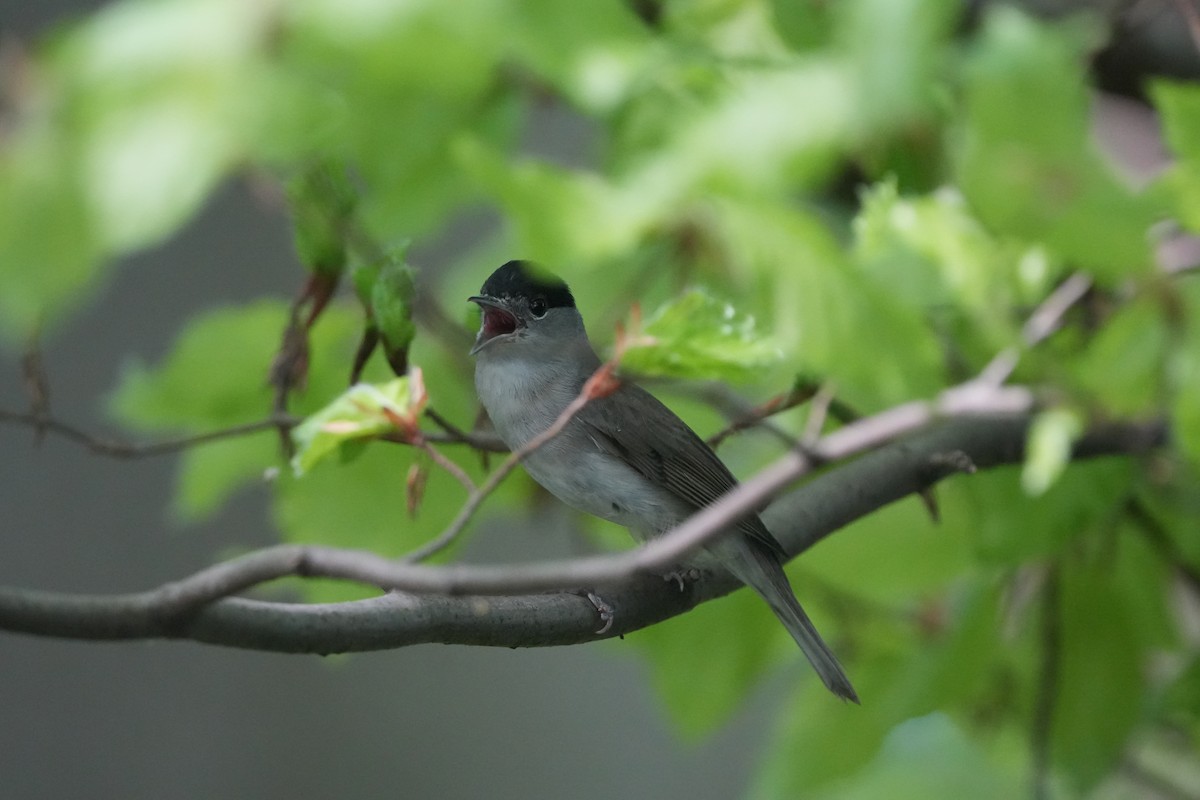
0;413;1166;652
0;408;504;457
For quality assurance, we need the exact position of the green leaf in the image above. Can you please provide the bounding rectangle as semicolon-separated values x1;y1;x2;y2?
645;59;856;197
853;181;1051;355
1172;282;1200;464
957;9;1159;281
456;139;645;263
110;299;367;520
788;494;971;606
811;713;1020;800
285;0;519;239
82;95;239;253
0;0;301;339
751;587;1003;795
1174;352;1200;466
631;583;787;737
835;0;958;131
1152;80;1200;234
0;139;102;340
663;0;791;61
370;255;417;355
176;433;277;521
272;440;496;603
720;199;946;407
111;300;291;430
1053;558;1147;790
290;372;427;476
287;159;358;277
1072;297;1170;417
946;461;1133;565
55;0;272;253
1022;407;1084;496
1154;79;1200;164
505;0;651;113
619;289;782;382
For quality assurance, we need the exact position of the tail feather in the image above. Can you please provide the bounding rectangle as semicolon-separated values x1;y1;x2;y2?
758;573;859;703
712;537;859;703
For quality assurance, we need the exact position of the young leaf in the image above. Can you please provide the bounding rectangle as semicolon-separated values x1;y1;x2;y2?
1022;407;1084;496
619;288;782;382
370;254;418;375
290;370;427;476
287;159;358;278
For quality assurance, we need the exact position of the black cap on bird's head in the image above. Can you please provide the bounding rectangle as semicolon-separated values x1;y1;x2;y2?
469;261;576;354
477;260;575;309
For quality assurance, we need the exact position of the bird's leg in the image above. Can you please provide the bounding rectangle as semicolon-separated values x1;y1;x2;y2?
660;566;702;592
583;591;615;635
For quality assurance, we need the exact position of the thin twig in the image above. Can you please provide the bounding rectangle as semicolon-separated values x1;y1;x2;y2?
0;407;506;458
1023;272;1093;347
982;272;1095;389
0;410;296;458
705;380;861;450
802;383;837;448
412;408;509;452
401;361;619;564
419;428;507;452
1125;496;1200;595
705;382;817;448
425;407;474;441
20;331;50;442
414;439;476;493
977;348;1020;389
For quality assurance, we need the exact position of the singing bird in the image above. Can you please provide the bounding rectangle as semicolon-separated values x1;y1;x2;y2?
469;261;857;702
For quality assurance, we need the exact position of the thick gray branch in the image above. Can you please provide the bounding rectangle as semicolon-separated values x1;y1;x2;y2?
0;415;1165;652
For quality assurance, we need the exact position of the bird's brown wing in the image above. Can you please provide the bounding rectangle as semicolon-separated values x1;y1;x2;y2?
580;381;786;558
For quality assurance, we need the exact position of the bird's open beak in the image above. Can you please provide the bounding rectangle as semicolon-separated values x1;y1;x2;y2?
469;295;519;355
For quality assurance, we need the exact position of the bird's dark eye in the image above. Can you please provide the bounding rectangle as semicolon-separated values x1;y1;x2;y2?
530;297;547;318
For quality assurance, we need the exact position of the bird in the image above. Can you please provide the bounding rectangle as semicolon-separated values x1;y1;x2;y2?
468;260;858;702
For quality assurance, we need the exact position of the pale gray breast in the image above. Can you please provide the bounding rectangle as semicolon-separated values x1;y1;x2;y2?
474;355;689;538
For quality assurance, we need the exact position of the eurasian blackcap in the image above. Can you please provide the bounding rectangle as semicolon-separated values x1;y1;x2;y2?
469;260;857;702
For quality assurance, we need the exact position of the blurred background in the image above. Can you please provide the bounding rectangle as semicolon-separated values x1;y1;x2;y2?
4;1;1200;798
0;3;777;798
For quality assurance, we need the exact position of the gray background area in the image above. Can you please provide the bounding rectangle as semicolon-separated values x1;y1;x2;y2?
0;3;775;798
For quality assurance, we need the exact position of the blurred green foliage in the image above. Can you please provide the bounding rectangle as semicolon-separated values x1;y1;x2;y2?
3;0;1199;796
621;288;782;381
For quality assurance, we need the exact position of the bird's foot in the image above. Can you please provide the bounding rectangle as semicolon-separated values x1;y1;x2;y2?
585;591;615;635
660;567;701;592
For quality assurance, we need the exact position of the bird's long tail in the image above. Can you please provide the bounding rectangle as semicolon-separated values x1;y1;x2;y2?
716;538;859;703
